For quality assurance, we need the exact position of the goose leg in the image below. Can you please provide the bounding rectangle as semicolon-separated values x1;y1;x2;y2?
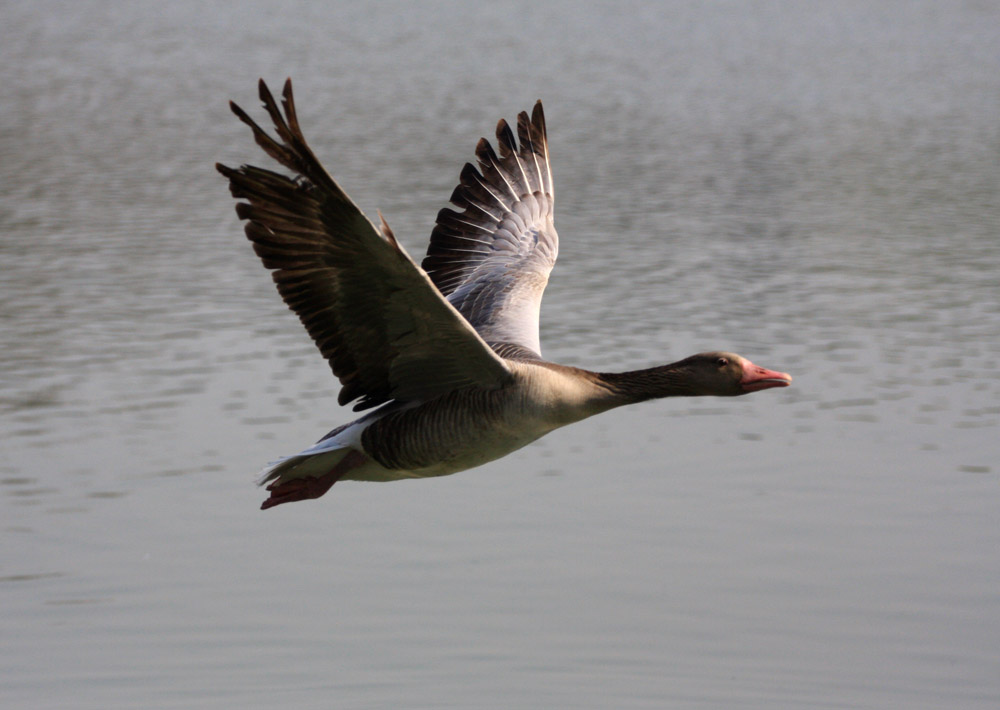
260;449;369;510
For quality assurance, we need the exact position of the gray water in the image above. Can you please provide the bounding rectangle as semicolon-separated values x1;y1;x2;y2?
2;1;999;708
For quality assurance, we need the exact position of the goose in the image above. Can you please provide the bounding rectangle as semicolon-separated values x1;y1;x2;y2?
217;79;792;510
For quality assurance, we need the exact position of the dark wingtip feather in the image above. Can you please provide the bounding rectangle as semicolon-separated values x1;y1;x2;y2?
532;100;545;129
229;100;255;127
257;77;273;104
280;78;300;134
532;101;548;148
234;201;254;220
474;136;500;168
257;80;283;128
458;162;485;188
495;119;517;156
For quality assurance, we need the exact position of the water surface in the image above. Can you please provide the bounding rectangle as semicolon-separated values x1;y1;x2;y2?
2;2;999;708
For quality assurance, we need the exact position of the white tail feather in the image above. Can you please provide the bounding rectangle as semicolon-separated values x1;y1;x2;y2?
255;444;353;487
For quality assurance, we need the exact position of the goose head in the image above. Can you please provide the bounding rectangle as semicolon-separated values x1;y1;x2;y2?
672;352;793;396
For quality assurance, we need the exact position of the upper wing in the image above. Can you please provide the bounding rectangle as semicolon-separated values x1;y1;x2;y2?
217;79;512;411
421;102;558;360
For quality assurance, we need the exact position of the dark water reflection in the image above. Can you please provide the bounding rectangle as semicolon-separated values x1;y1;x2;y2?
2;2;999;709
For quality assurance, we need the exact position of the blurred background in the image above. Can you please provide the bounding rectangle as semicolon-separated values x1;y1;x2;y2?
2;1;998;708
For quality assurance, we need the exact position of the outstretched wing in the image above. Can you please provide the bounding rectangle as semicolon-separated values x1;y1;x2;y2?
217;79;512;411
421;102;557;360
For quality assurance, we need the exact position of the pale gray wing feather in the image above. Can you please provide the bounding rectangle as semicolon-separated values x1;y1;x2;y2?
422;102;557;359
217;79;511;411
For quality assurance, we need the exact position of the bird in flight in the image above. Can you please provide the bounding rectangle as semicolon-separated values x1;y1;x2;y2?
217;79;792;510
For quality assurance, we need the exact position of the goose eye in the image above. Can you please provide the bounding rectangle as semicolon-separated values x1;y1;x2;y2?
715;357;729;368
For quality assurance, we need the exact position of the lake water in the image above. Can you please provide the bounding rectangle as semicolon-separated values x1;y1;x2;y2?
2;1;998;708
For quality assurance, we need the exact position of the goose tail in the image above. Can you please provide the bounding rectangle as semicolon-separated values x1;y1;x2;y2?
255;442;368;510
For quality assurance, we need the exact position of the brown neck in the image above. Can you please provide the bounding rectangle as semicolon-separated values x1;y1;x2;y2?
594;362;703;405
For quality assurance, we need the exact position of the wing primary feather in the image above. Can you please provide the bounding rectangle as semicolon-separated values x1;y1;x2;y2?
516;110;542;195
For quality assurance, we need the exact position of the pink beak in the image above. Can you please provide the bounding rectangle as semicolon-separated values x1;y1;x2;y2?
740;359;793;393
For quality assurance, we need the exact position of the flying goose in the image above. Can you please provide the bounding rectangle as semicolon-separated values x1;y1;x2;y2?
217;79;792;510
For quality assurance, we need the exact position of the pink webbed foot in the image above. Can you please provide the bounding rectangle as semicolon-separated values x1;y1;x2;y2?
260;450;368;510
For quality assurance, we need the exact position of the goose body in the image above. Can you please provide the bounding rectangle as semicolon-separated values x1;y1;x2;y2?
218;80;792;510
258;361;608;487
